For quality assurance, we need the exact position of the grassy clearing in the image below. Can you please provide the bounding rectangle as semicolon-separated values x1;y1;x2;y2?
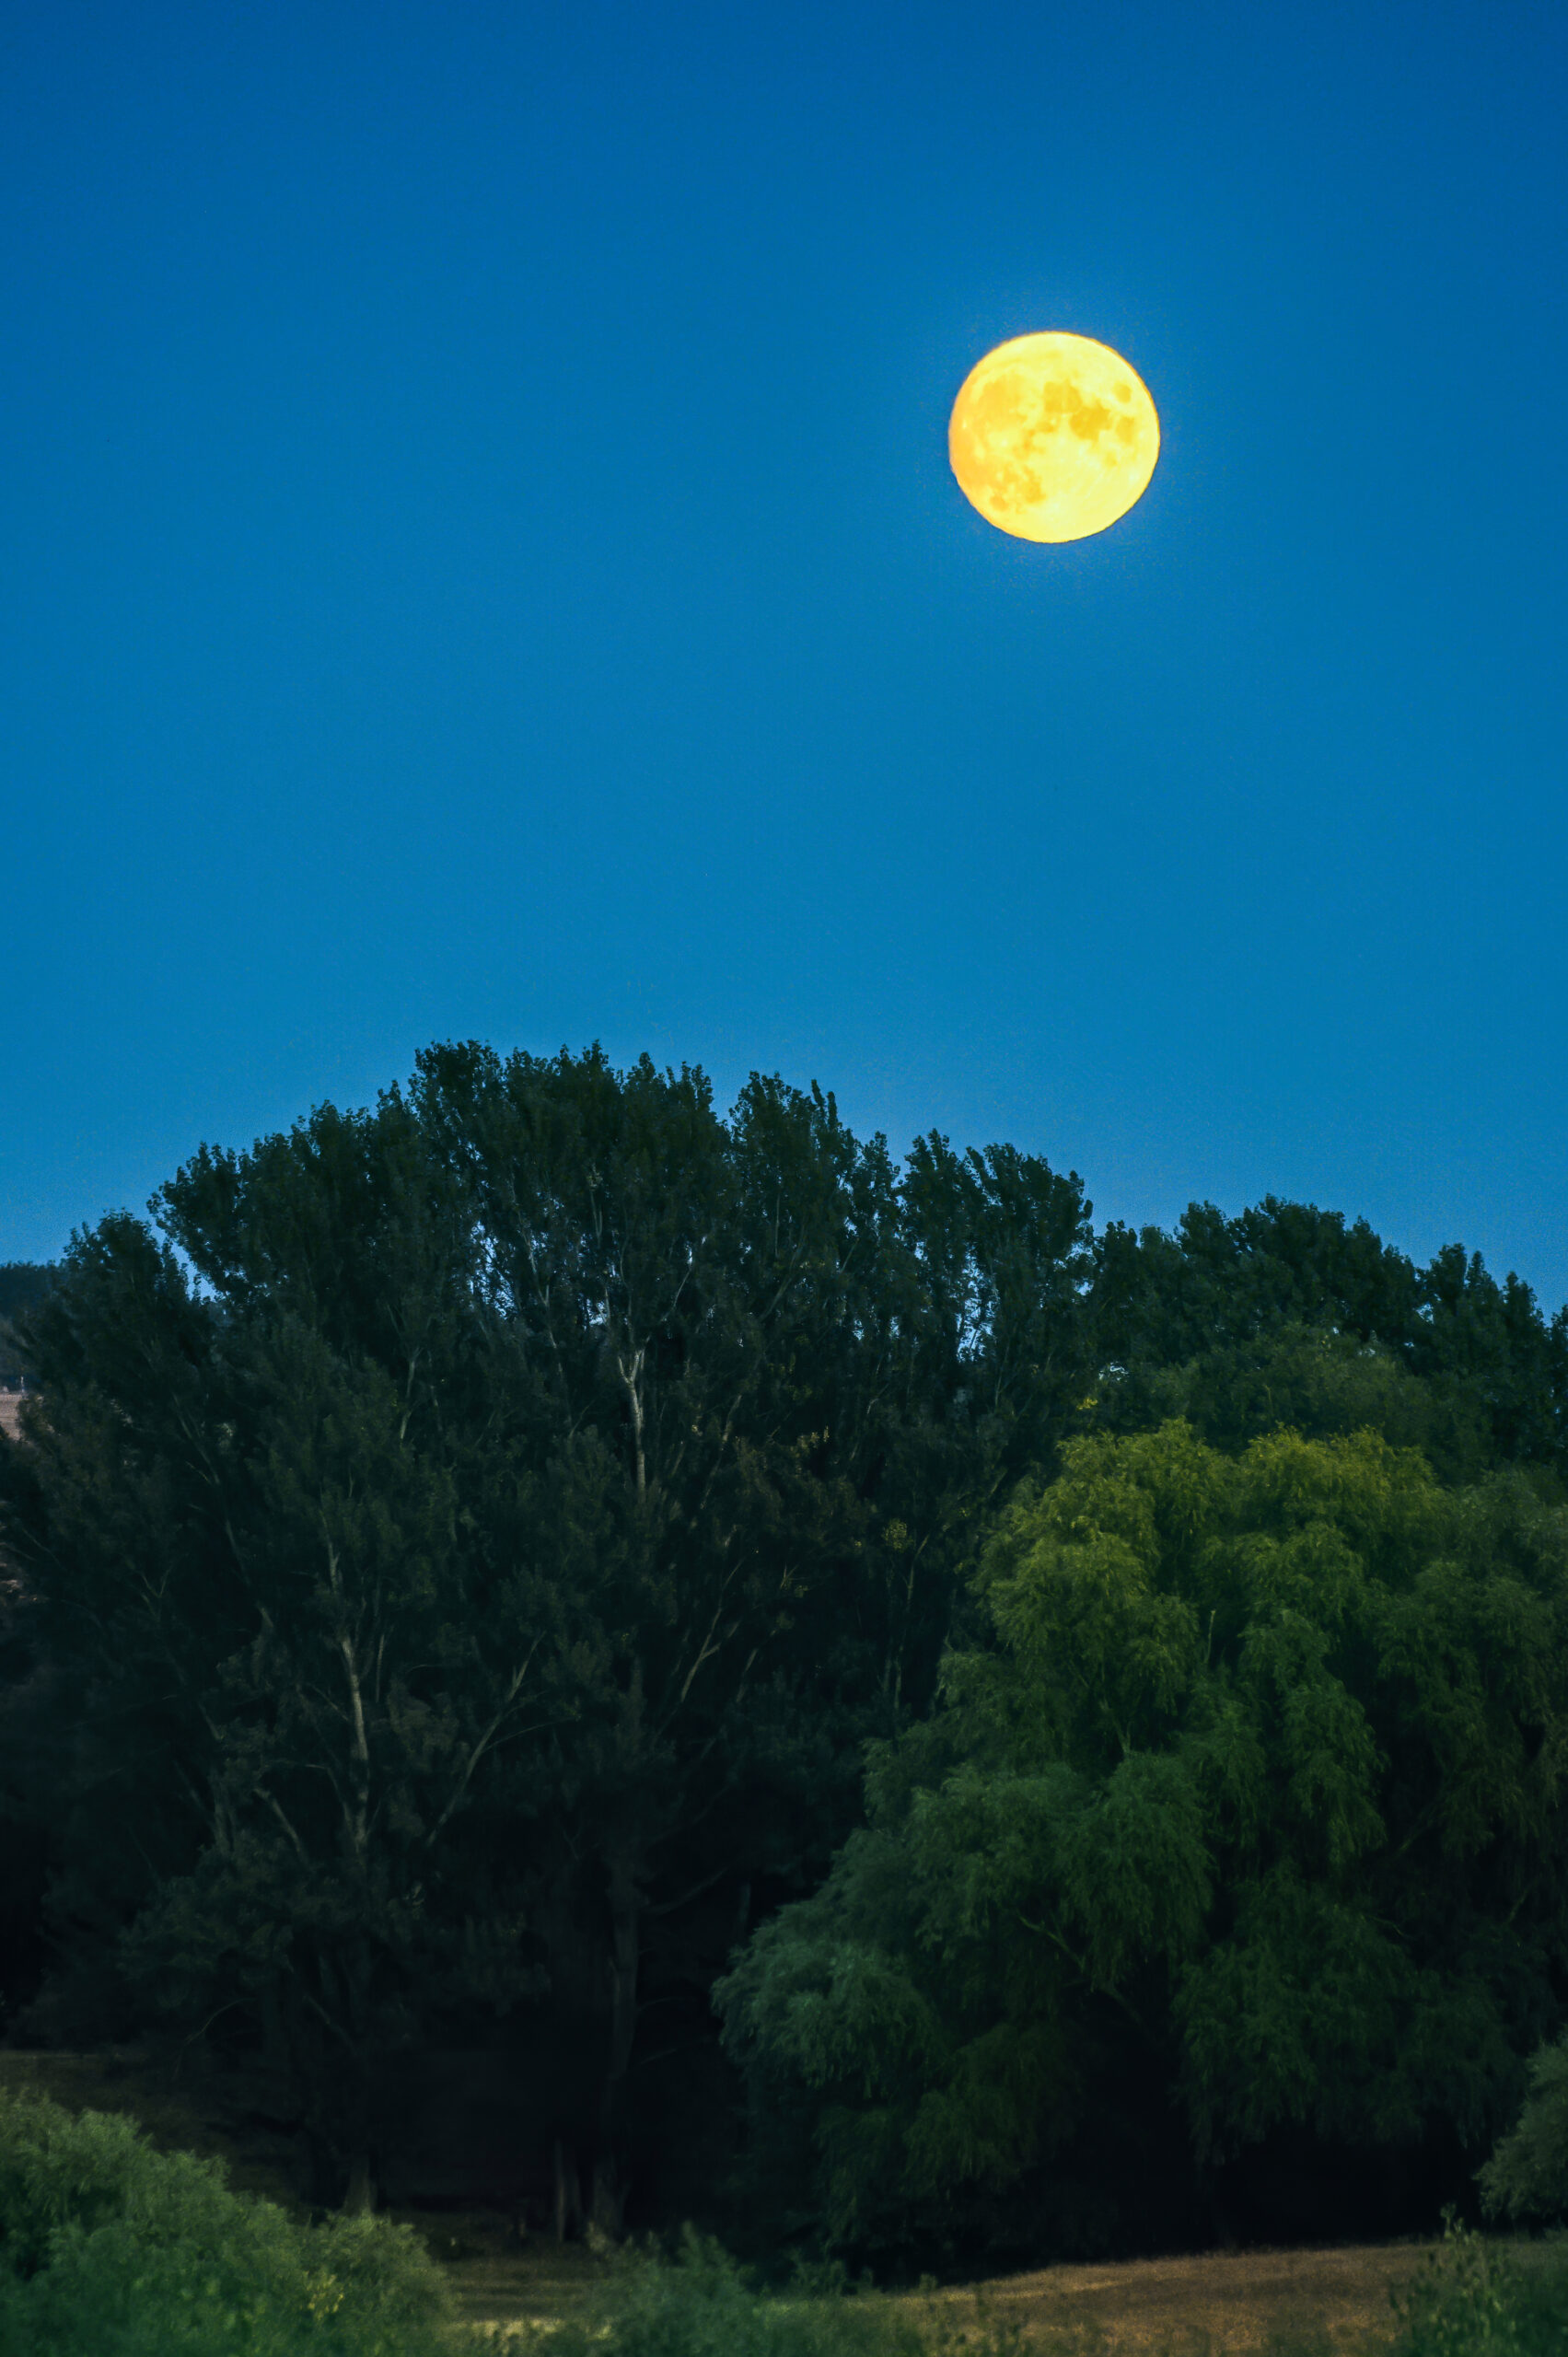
427;2231;606;2330
897;2244;1427;2354
426;2226;1430;2347
440;2230;1568;2357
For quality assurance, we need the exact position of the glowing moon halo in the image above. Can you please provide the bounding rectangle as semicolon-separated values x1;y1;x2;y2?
948;332;1159;542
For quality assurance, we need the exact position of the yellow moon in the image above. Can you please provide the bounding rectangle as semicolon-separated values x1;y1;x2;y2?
948;331;1160;543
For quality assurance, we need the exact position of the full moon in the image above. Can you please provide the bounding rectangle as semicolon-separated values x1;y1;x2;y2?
948;332;1160;543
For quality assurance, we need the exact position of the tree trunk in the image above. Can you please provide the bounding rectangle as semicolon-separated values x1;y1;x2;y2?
256;1981;294;2119
553;2140;583;2243
592;1850;640;2240
1197;2161;1237;2250
341;2151;375;2214
591;2156;627;2240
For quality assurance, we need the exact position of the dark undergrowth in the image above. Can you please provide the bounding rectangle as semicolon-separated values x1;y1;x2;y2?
5;2093;1567;2356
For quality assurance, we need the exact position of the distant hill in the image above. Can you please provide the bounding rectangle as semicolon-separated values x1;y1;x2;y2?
0;1263;57;1389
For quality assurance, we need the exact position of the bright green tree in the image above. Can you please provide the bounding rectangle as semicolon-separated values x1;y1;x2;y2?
718;1421;1568;2257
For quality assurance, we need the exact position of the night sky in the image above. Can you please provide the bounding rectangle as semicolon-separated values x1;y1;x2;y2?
5;2;1566;1304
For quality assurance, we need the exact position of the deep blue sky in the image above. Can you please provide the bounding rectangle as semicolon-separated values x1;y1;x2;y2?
6;1;1567;1303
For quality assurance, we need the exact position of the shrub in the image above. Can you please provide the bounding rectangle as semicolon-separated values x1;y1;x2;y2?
1388;2212;1568;2357
526;2231;877;2357
1479;2035;1568;2225
512;2230;1052;2357
0;2089;455;2355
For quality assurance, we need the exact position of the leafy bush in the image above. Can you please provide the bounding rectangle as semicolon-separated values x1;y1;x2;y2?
1479;2034;1568;2224
1388;2213;1568;2357
507;2230;1049;2357
0;2090;455;2355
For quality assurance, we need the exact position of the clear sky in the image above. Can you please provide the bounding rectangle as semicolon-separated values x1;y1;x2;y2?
5;1;1566;1305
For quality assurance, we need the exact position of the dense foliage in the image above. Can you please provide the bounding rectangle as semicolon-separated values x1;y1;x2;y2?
0;1047;1092;2221
2;1041;1567;2255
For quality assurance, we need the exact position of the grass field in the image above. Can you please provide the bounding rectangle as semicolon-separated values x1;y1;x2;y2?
911;2244;1425;2352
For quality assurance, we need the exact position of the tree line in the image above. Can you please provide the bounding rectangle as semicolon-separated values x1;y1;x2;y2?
1;1043;1566;2259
